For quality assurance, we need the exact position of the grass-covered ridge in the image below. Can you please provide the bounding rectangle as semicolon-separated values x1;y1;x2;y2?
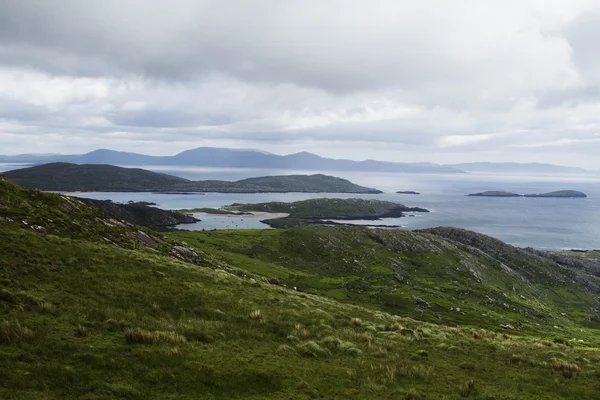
3;163;382;193
2;178;600;398
170;227;600;340
222;198;429;227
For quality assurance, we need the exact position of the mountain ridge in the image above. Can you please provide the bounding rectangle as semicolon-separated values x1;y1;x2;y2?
0;147;464;173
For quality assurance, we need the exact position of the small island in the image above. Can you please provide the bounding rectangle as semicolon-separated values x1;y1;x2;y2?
468;190;587;198
524;190;587;198
396;191;420;195
468;191;521;197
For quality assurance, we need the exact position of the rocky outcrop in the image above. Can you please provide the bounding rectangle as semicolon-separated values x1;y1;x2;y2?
78;198;199;230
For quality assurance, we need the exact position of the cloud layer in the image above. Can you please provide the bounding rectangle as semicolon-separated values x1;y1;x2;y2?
1;0;600;167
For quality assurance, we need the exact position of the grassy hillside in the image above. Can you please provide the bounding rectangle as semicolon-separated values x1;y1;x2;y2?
3;163;382;193
2;163;189;192
2;178;600;398
169;228;600;340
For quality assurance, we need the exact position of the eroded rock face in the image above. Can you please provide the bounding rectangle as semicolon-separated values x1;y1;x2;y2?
170;245;203;264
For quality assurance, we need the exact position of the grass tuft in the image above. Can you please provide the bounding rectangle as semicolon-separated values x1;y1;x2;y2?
549;358;580;378
0;320;34;343
124;328;187;345
249;310;262;320
458;379;476;397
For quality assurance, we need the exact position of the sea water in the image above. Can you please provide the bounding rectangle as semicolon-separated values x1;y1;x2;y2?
3;164;600;250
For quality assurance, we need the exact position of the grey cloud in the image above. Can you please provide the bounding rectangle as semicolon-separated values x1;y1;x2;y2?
107;109;233;128
0;98;50;122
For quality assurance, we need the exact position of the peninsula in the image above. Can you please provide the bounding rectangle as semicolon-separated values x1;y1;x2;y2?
2;163;383;194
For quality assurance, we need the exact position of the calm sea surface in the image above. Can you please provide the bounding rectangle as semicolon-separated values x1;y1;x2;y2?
2;164;600;250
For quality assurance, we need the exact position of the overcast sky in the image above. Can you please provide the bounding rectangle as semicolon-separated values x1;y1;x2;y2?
2;0;600;167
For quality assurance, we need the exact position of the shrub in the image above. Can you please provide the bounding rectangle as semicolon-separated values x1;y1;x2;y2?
125;329;186;345
0;320;34;343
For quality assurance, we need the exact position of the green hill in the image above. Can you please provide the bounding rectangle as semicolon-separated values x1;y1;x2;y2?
1;177;600;399
2;163;382;193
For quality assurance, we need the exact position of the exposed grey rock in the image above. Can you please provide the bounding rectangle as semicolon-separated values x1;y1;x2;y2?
412;296;430;308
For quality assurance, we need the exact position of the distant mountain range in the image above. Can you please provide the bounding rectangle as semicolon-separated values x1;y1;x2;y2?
445;162;595;175
0;148;462;174
0;147;597;175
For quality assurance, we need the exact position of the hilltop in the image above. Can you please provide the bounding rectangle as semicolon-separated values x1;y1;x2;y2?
1;177;600;398
2;163;382;193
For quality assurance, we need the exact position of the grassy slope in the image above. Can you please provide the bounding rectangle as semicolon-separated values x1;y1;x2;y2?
2;179;600;398
3;227;600;399
2;163;189;191
170;228;600;342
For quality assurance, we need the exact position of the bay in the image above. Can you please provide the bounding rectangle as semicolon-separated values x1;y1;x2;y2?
3;163;600;250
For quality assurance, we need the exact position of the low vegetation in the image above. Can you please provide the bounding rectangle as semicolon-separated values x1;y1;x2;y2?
1;177;600;398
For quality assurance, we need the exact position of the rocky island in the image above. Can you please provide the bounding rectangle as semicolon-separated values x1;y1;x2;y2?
396;190;420;195
468;190;587;198
468;191;521;197
524;190;587;198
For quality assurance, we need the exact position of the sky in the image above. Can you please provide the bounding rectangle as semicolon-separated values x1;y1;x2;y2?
1;0;600;168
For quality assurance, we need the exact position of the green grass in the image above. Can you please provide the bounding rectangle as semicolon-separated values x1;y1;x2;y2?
2;227;600;399
169;227;600;344
2;179;600;398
